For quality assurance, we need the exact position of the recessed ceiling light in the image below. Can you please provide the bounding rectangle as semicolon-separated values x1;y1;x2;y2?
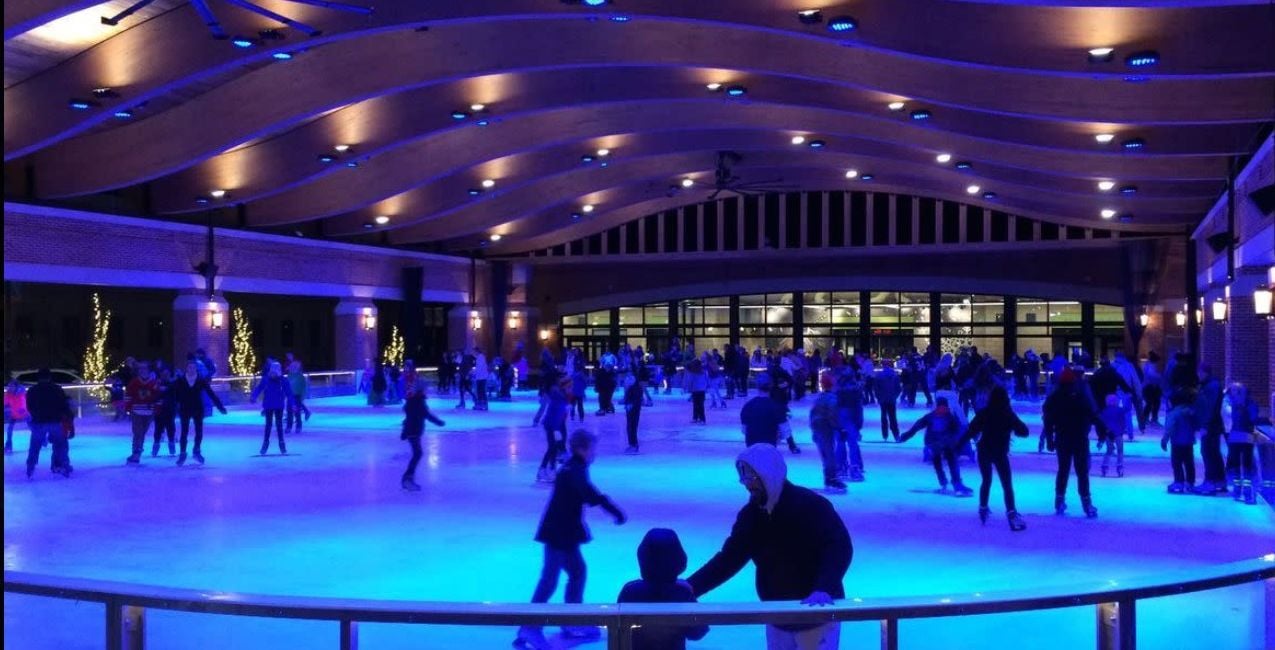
725;85;746;97
1119;185;1138;195
231;36;255;48
887;101;906;111
596;148;610;157
374;215;390;225
580;154;595;164
935;153;952;163
209;190;227;199
1125;51;1160;67
68;99;97;110
570;212;582;220
318;154;336;163
797;9;823;24
582;204;595;213
334;144;350;152
910;109;931;121
475;119;490;126
827;15;857;32
791;135;806;145
681;178;695;188
1097;181;1116;191
1087;47;1115;63
481;179;496;188
808;139;826;149
845;169;859;179
470;103;486;112
490;234;502;242
982;191;997;200
966;185;981;195
955;161;972;170
113;109;133;119
1117;213;1134;223
363;223;374;229
271;51;294;60
860;174;874;181
451;110;470;120
609;14;630;22
1122;138;1146;150
1101;208;1117;219
195;196;210;205
706;82;722;91
345;161;359;168
468;188;482;196
1095;133;1115;143
582;0;607;5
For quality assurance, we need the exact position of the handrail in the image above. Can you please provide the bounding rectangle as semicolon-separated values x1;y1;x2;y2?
5;555;1273;650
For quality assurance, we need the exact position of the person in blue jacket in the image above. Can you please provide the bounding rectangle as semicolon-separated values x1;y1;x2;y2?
250;362;293;455
617;528;710;650
899;397;971;495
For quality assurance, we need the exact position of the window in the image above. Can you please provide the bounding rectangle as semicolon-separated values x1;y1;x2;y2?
1014;216;1034;242
806;192;823;247
606;227;620;254
1066;226;1086;240
308;319;321;350
743;196;760;250
764;194;780;248
552;244;566;257
587;233;602;255
682;205;698;252
739;293;794;351
147;316;165;348
703;201;719;252
281;320;295;348
624;221;639;254
784;193;801;248
872;194;890;246
990;211;1009;242
966;207;984;243
941;202;960;243
662;210;678;252
1040;222;1059;240
569;239;584;256
643;215;659;253
723;198;739;251
251;318;265;346
918;197;937;244
895;195;913;245
850;192;867;246
828;192;845;246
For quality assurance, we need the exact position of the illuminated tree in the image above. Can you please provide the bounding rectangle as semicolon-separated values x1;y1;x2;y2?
382;325;405;368
228;307;258;385
82;292;113;401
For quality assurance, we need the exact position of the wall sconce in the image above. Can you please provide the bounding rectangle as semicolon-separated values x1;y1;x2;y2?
470;310;482;331
209;306;224;329
1255;286;1273;319
1138;312;1149;328
1211;297;1228;323
1194;308;1203;325
361;307;376;331
539;328;550;341
1174;311;1187;328
507;311;521;330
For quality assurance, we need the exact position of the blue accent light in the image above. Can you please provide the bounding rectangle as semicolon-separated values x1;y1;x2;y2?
910;109;931;121
1122;138;1146;150
272;51;294;60
610;15;630;22
231;36;255;48
69;99;95;110
468;188;482;197
346;161;360;168
195;197;210;205
318;154;336;163
113;109;133;119
808;140;826;149
860;174;874;181
583;0;607;6
451;110;470;120
580;155;595;164
600;161;608;167
1119;185;1138;195
570;212;582;221
1117;213;1134;223
1123;75;1149;83
726;85;746;97
1125;51;1159;67
955;161;972;170
827;15;857;32
476;119;489;126
982;191;997;200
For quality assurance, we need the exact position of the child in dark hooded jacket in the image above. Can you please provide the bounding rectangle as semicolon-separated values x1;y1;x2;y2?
899;397;970;494
618;528;709;650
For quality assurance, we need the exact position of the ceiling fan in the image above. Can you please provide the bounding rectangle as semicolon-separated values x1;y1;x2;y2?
706;151;798;200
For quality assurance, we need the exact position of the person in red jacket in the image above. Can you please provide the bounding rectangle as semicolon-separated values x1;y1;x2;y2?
124;361;161;464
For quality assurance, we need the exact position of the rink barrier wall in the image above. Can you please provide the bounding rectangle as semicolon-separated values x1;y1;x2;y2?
5;555;1274;650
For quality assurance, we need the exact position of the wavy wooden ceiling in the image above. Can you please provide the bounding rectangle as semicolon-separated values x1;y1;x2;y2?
4;0;1273;254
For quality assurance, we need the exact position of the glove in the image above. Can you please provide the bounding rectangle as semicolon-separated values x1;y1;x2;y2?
613;508;627;525
218;406;228;415
438;420;446;427
1160;438;1168;452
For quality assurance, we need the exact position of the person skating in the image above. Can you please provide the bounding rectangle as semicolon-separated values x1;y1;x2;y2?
956;387;1029;530
536;376;570;482
834;371;867;482
687;444;852;650
594;354;617;416
250;362;294;455
899;397;971;495
4;378;29;455
875;359;902;441
1098;394;1128;477
1223;383;1261;504
740;376;785;446
173;361;226;465
24;369;74;479
622;375;643;454
1042;369;1106;517
766;363;801;454
617;528;710;650
809;389;847;492
285;361;311;433
1193;363;1227;495
1161;389;1198;494
399;368;444;491
685;358;709;424
568;364;587;421
514;430;626;650
152;367;178;457
124;361;160;464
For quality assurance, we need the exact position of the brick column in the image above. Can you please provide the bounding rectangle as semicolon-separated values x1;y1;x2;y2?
1224;271;1271;406
334;300;377;371
1198;290;1226;373
172;292;229;375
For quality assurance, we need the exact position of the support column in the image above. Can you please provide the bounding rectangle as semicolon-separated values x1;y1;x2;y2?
172;292;229;376
334;300;377;371
447;306;476;354
1223;270;1270;402
1200;287;1227;376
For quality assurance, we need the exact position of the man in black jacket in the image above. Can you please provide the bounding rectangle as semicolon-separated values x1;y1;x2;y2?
25;368;74;479
1042;369;1107;518
688;444;852;649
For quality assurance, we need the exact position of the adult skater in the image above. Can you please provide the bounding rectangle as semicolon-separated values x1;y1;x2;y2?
875;359;902;441
622;375;643;454
5;378;29;455
687;444;852;650
24;369;74;478
1042;369;1106;517
124;361;160;464
399;368;444;491
536;376;570;482
1194;363;1226;495
514;430;626;650
740;375;785;446
173;361;226;465
809;388;848;492
250;362;293;455
956;386;1029;530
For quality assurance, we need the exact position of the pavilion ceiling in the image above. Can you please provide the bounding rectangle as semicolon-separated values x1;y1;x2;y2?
4;0;1273;254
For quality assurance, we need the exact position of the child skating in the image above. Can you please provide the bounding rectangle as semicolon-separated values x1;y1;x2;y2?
250;362;294;455
617;528;709;650
399;369;444;491
899;397;971;495
1099;394;1128;477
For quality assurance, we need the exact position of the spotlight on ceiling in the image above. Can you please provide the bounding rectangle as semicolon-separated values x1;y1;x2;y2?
68;99;97;110
113;109;134;119
726;85;747;97
706;82;722;91
1119;185;1138;195
363;223;373;229
609;14;630;22
231;36;256;48
1125;51;1160;67
935;153;952;164
271;51;294;60
910;109;931;121
580;154;595;164
490;234;502;242
596;148;610;157
374;215;390;225
470;103;486;112
966;185;981;195
451;110;470;120
797;9;823;24
318;154;336;163
476;119;490;126
845;169;859;179
1095;133;1115;143
195;196;210;205
1101;208;1117;219
481;179;496;188
468;188;482;196
583;0;608;6
1087;47;1115;63
827;15;857;32
334;144;351;152
209;189;227;199
345;161;359;168
982;191;997;200
1122;138;1146;150
570;212;582;220
808;139;826;149
1097;181;1116;191
887;101;906;111
681;178;695;188
954;161;972;170
582;204;596;213
791;135;806;145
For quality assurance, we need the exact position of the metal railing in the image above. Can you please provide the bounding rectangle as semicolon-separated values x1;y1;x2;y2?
56;371;361;418
5;555;1272;650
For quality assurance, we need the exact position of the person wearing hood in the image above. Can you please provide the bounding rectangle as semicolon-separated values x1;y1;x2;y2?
1042;369;1105;517
687;444;852;650
514;430;626;650
250;362;294;455
617;528;710;650
899;397;971;495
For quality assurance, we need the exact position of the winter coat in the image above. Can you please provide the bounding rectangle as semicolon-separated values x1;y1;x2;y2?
959;406;1028;456
1099;406;1128;441
1195;377;1224;435
684;370;709;393
899;409;966;450
617;529;709;650
25;381;72;424
534;456;623;548
688;445;851;629
124;376;161;416
835;385;864;432
288;371;310;401
623;384;643;413
543;385;568;427
251;376;293;411
740;396;785;445
808;392;840;434
401;392;444;439
1042;384;1104;444
1223;396;1259;443
874;368;902;403
173;375;224;419
1163;405;1197;446
4;390;30;421
570;371;588;399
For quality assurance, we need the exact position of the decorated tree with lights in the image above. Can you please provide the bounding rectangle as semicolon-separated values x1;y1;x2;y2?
228;307;258;391
382;325;405;368
82;292;113;401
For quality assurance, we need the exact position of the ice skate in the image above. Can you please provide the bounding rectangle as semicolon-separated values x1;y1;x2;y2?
1100;465;1108;477
168;441;176;455
512;626;551;650
1054;496;1066;515
126;454;140;465
1007;510;1027;531
848;469;865;483
824;478;847;493
151;442;160;457
401;477;421;492
978;506;990;525
1081;498;1098;519
623;445;639;455
1167;482;1184;494
193;452;205;465
1116;466;1124;478
177;453;186;466
952;483;974;497
561;626;602;640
